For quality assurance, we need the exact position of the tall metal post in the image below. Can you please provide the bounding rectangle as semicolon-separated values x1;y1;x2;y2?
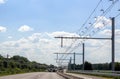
73;52;76;70
69;57;72;70
83;43;85;70
56;53;58;63
7;54;9;59
61;37;63;47
111;17;115;71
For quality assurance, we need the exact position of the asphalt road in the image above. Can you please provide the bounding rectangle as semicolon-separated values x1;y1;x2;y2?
0;72;66;79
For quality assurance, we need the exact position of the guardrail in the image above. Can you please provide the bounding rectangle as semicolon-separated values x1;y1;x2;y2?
68;70;120;77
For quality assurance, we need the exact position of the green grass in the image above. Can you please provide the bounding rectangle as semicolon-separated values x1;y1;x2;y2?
0;68;46;77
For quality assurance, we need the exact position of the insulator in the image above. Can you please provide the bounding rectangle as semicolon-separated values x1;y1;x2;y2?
94;16;97;19
92;30;95;33
89;22;91;24
85;27;88;30
100;9;104;12
102;22;105;26
81;31;84;33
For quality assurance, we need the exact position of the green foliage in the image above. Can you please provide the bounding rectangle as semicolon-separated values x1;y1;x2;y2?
0;55;49;76
93;62;120;71
93;63;109;70
68;61;120;71
11;55;29;63
114;62;120;71
84;61;93;70
68;64;83;70
0;55;4;60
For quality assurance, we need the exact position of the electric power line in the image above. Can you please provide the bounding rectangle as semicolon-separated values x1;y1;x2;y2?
57;0;119;65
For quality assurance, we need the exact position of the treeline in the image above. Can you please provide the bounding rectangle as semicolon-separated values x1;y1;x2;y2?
0;55;48;75
68;61;120;71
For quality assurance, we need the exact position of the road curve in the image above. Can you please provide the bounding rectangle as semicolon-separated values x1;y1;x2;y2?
0;72;66;79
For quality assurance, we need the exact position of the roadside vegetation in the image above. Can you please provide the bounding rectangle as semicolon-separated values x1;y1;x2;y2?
0;54;49;76
68;61;120;71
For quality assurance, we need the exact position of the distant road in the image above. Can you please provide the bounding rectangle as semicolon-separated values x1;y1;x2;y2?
0;72;65;79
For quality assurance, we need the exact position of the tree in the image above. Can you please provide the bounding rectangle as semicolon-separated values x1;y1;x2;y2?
84;61;92;70
115;62;120;71
11;55;29;63
0;55;4;60
0;54;48;74
3;60;8;68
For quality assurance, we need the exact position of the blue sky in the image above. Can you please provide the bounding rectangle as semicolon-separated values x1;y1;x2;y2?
0;0;120;65
0;0;99;32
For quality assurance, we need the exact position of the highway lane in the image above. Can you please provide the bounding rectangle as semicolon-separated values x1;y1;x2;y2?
0;72;66;79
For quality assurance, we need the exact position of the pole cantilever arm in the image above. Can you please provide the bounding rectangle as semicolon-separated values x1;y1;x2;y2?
55;36;111;40
55;36;111;47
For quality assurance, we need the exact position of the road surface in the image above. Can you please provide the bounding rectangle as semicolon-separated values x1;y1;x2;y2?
0;72;65;79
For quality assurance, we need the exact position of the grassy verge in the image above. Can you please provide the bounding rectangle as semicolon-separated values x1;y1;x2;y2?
0;68;46;77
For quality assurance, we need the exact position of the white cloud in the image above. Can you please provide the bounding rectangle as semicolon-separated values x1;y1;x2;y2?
94;16;111;28
0;31;120;65
86;44;111;63
0;0;6;4
18;25;33;32
0;31;80;65
0;26;7;32
28;33;41;43
100;29;120;36
100;29;111;36
115;29;120;35
8;36;13;39
0;32;61;64
47;31;79;37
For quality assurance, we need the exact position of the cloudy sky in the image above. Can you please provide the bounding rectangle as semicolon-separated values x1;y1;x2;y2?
0;0;120;65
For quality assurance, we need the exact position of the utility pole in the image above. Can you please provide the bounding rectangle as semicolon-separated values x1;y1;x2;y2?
61;37;63;47
7;54;9;59
82;43;85;70
111;17;115;71
68;57;72;70
6;54;9;68
73;52;76;70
